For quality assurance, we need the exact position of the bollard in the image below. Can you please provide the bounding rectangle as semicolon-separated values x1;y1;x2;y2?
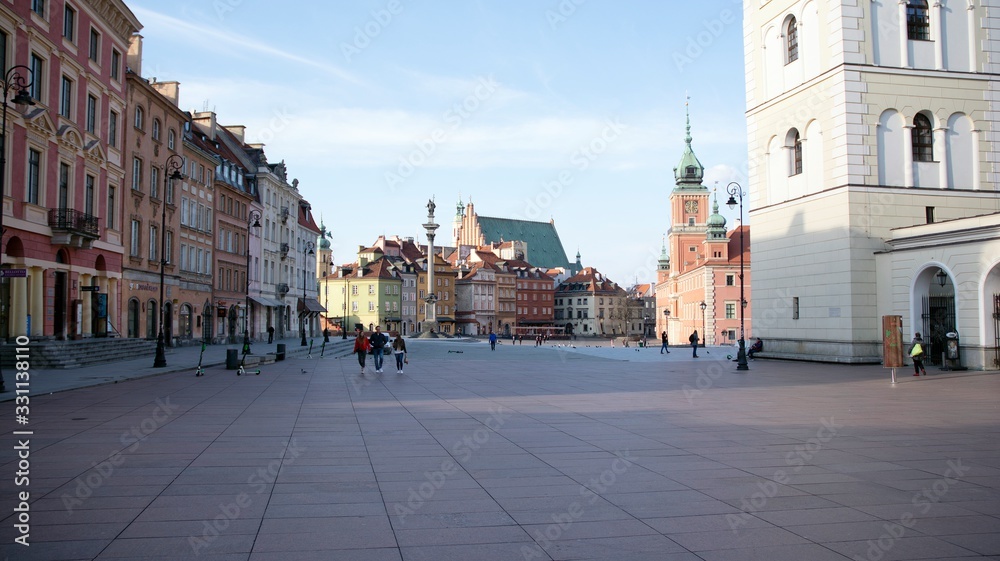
226;349;239;370
276;343;286;361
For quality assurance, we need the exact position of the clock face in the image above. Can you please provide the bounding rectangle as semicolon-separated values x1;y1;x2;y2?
685;200;698;213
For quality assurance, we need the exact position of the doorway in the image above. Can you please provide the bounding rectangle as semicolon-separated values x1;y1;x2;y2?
54;271;67;340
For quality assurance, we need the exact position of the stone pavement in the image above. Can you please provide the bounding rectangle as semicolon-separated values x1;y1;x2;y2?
0;336;353;401
1;340;998;560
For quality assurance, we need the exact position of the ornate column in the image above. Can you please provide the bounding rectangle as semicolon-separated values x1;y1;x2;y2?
422;198;439;333
903;124;915;187
934;126;949;188
899;0;911;68
29;267;43;336
932;2;944;70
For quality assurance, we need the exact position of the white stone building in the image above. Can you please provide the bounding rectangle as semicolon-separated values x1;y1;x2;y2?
744;0;1000;368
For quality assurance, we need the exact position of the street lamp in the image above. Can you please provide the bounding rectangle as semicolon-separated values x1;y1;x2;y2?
0;66;34;391
699;301;707;348
342;274;349;340
243;210;262;353
300;241;315;346
726;181;749;371
153;155;183;367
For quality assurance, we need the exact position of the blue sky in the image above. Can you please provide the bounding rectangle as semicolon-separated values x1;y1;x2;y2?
127;0;748;285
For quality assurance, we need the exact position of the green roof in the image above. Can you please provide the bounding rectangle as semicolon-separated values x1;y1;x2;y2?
476;216;572;270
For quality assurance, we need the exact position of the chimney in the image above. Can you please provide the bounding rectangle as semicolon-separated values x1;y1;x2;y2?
192;111;218;140
224;125;246;143
150;81;181;108
127;34;143;76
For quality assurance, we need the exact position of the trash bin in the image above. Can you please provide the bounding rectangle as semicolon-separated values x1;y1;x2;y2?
276;343;286;361
942;332;965;370
226;349;239;370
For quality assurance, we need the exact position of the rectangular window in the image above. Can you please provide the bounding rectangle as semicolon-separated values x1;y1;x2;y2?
150;165;159;199
31;0;44;17
29;54;43;101
792;297;800;320
726;274;735;286
63;4;75;42
130;220;140;257
110;49;120;81
131;157;142;191
27;148;41;204
166;174;174;204
180;198;188;226
59;75;72;117
84;175;94;216
88;28;99;62
86;94;97;133
725;303;736;320
180;244;187;271
0;30;7;77
925;206;935;224
165;231;172;264
149;225;158;261
58;162;69;209
108;110;118;148
107;186;115;229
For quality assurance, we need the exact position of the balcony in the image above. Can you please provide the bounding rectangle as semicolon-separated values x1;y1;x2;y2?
280;206;290;224
280;242;289;260
49;209;100;248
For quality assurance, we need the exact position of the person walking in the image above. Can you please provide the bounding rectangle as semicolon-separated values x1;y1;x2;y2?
909;332;928;376
689;330;700;358
660;331;670;354
267;325;275;344
369;325;388;373
392;335;408;374
489;331;497;351
353;327;371;375
323;327;330;343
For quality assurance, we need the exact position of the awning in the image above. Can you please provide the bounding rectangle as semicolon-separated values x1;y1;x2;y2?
435;316;456;323
249;295;286;308
297;298;327;315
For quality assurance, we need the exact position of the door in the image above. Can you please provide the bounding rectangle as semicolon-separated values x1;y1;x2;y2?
54;272;67;339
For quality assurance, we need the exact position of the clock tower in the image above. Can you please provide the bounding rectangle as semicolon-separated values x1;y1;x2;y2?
668;103;709;276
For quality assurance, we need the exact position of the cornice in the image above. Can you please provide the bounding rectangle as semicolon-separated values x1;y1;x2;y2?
85;0;142;43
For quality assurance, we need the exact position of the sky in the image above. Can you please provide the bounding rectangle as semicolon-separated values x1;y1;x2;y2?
126;0;749;286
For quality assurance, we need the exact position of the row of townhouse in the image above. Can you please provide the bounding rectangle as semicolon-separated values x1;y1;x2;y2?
0;1;323;348
318;234;647;339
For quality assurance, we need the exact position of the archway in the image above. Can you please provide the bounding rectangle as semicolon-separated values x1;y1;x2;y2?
164;301;174;346
985;262;1000;370
912;266;956;366
128;298;140;338
146;299;158;340
180;304;192;340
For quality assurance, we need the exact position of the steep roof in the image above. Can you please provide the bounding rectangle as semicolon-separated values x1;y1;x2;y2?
475;216;571;270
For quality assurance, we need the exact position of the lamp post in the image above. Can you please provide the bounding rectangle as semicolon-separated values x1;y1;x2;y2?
662;308;670;337
300;241;315;346
342;275;349;340
699;301;707;348
153;155;183;367
243;210;261;353
726;182;749;371
0;66;34;392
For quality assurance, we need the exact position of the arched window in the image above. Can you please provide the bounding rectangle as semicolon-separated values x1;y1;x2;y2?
146;299;158;339
906;0;930;41
152;118;161;141
127;298;140;338
786;17;799;63
787;129;803;175
134;106;144;130
912;113;933;162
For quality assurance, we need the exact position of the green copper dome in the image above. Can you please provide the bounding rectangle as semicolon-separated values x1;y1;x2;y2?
706;194;727;240
318;219;332;249
673;102;705;188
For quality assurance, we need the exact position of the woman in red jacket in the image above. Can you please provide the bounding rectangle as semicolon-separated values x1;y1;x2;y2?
353;327;371;375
